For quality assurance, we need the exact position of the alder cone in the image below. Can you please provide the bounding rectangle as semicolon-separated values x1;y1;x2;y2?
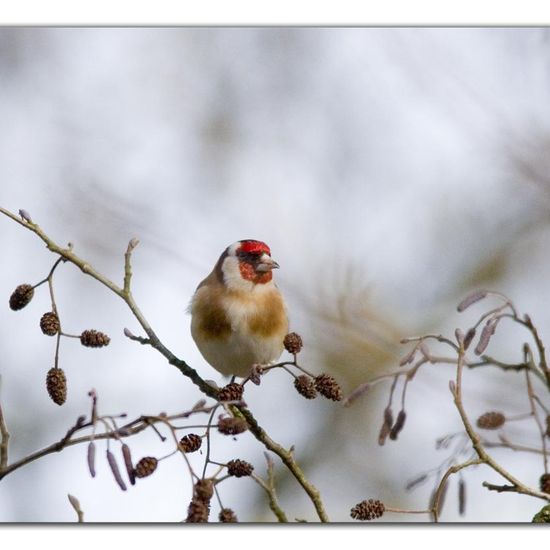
9;284;34;310
134;457;158;478
40;312;60;336
80;329;111;348
46;367;67;405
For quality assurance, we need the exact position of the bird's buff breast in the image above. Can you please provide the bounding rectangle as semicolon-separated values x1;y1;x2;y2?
191;286;288;377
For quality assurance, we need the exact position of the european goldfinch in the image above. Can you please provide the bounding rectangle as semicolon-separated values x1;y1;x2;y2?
190;240;289;378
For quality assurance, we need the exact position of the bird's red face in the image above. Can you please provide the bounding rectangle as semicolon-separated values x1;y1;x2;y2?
234;240;279;285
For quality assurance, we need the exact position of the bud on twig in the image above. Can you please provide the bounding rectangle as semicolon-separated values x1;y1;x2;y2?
248;364;263;385
448;380;456;396
127;238;140;251
67;494;84;523
18;209;32;223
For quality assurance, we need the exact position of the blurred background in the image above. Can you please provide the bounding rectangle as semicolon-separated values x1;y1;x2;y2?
1;27;550;522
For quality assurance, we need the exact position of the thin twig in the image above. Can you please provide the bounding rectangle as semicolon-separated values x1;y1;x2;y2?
250;453;288;523
0;399;9;471
451;340;550;503
523;350;548;473
430;458;483;522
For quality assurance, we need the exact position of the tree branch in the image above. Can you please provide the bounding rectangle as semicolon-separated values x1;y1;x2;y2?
0;206;329;522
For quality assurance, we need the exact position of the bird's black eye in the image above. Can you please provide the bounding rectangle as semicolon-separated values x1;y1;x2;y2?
238;250;262;262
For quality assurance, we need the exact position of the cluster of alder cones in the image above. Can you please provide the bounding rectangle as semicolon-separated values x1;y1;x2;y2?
9;283;111;406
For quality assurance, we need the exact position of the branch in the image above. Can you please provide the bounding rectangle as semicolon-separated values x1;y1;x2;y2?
251;453;288;522
0;206;329;521
450;340;550;503
0;400;9;471
430;458;483;522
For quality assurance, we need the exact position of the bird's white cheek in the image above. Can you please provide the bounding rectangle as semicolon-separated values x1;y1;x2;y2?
221;257;254;292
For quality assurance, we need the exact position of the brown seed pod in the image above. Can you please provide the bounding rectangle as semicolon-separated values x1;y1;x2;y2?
186;499;210;523
350;499;385;521
540;473;550;494
80;329;111;348
314;373;343;401
248;364;263;386
134;456;158;478
217;382;244;402
46;367;67;405
193;479;214;502
40;311;60;336
227;459;254;478
476;411;506;430
284;332;303;355
9;284;34;311
294;375;317;399
219;508;238;523
217;416;248;435
179;433;202;453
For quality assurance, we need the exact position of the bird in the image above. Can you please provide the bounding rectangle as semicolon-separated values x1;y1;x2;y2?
189;239;289;378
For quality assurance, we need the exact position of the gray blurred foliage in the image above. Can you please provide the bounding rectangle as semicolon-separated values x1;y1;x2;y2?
1;27;550;522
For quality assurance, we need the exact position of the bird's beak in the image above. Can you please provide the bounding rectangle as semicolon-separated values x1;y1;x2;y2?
255;255;280;272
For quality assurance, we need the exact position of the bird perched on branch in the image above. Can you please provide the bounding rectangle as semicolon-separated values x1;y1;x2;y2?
190;240;289;378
